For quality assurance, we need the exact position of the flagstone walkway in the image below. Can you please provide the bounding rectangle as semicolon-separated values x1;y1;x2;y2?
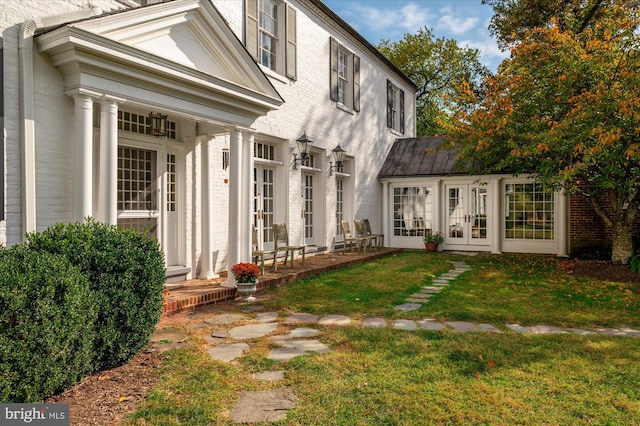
151;258;639;423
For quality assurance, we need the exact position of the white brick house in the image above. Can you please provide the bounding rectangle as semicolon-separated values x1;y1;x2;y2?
1;0;417;282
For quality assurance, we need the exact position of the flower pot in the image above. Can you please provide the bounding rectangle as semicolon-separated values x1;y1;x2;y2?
236;281;257;302
425;242;438;252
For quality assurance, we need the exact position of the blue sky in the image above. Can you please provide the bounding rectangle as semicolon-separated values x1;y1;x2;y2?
321;0;509;72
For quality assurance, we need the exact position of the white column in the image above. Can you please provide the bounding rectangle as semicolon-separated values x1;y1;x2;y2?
240;131;254;263
199;136;218;279
72;93;95;223
382;180;389;247
491;177;502;254
99;96;123;225
433;179;442;233
557;188;569;257
224;128;243;287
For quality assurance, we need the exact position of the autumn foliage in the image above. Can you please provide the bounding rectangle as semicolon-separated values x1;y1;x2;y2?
446;2;640;263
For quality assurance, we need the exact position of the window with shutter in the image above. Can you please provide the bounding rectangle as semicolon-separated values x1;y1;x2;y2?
387;80;405;133
329;37;360;112
245;0;296;79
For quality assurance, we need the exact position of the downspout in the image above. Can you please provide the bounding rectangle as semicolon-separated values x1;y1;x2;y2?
18;8;103;240
19;20;38;240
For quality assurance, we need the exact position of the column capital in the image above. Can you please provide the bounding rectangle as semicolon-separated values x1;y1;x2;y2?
100;94;126;106
65;88;102;99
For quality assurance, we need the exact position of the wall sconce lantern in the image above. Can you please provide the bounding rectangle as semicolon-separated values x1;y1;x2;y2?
293;132;313;170
222;146;230;170
148;112;168;136
329;144;346;175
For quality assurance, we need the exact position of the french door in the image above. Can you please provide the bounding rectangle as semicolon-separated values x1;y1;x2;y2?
446;184;489;246
165;147;183;266
253;165;276;249
303;172;314;245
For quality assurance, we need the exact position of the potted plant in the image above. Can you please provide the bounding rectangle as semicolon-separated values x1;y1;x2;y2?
423;230;444;252
231;262;260;301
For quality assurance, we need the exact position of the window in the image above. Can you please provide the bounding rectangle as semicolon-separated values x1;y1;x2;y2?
393;187;432;236
505;183;554;240
246;0;297;79
117;111;177;139
387;80;405;133
330;37;360;111
336;178;344;236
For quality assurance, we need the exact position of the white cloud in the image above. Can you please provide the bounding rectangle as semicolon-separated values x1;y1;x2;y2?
399;3;432;32
437;15;479;35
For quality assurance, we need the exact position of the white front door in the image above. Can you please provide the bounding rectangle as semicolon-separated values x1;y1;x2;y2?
446;184;490;246
303;172;314;245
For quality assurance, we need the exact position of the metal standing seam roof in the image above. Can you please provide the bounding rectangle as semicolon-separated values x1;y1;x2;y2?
378;136;481;178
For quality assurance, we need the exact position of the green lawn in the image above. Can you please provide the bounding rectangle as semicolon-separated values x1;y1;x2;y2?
126;251;640;425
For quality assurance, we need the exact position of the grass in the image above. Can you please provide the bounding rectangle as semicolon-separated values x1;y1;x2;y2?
126;251;640;425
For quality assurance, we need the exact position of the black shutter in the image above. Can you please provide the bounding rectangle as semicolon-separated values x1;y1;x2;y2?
353;55;360;112
386;79;393;128
330;37;339;101
245;0;259;61
400;89;405;134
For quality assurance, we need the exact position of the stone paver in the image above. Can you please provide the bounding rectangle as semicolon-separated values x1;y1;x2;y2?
417;319;447;331
285;313;319;323
620;328;640;338
394;320;418;330
319;315;351;325
204;313;249;325
155;342;189;353
567;328;597;336
394;303;422;311
362;318;387;328
268;340;331;361
506;324;532;334
150;329;188;343
253;371;285;382
405;298;428;303
432;279;452;284
230;389;297;423
210;330;228;339
208;342;249;362
421;286;442;292
529;325;567;335
595;328;628;336
446;321;478;332
271;327;319;341
409;293;431;299
228;323;278;340
478;323;501;333
256;312;279;323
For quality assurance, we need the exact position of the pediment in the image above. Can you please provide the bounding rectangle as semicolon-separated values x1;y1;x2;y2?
68;0;280;102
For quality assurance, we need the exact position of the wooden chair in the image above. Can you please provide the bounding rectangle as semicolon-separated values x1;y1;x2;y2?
363;219;384;249
340;220;368;254
354;219;375;250
252;225;277;275
273;223;305;267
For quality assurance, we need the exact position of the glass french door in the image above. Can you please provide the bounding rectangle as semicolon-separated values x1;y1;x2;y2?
303;173;314;245
253;165;275;249
446;184;489;245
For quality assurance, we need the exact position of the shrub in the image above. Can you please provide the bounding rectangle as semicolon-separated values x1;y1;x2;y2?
27;219;166;370
0;245;96;402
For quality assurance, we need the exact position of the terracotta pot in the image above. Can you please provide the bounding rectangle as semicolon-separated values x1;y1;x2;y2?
425;242;438;252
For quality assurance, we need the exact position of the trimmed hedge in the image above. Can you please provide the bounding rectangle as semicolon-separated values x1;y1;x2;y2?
27;219;166;370
0;245;96;402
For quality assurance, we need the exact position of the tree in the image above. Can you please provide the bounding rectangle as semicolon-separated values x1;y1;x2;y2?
446;3;640;264
482;0;639;49
378;27;489;136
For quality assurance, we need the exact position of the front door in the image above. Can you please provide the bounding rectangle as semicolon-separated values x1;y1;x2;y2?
446;184;489;246
303;172;314;245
